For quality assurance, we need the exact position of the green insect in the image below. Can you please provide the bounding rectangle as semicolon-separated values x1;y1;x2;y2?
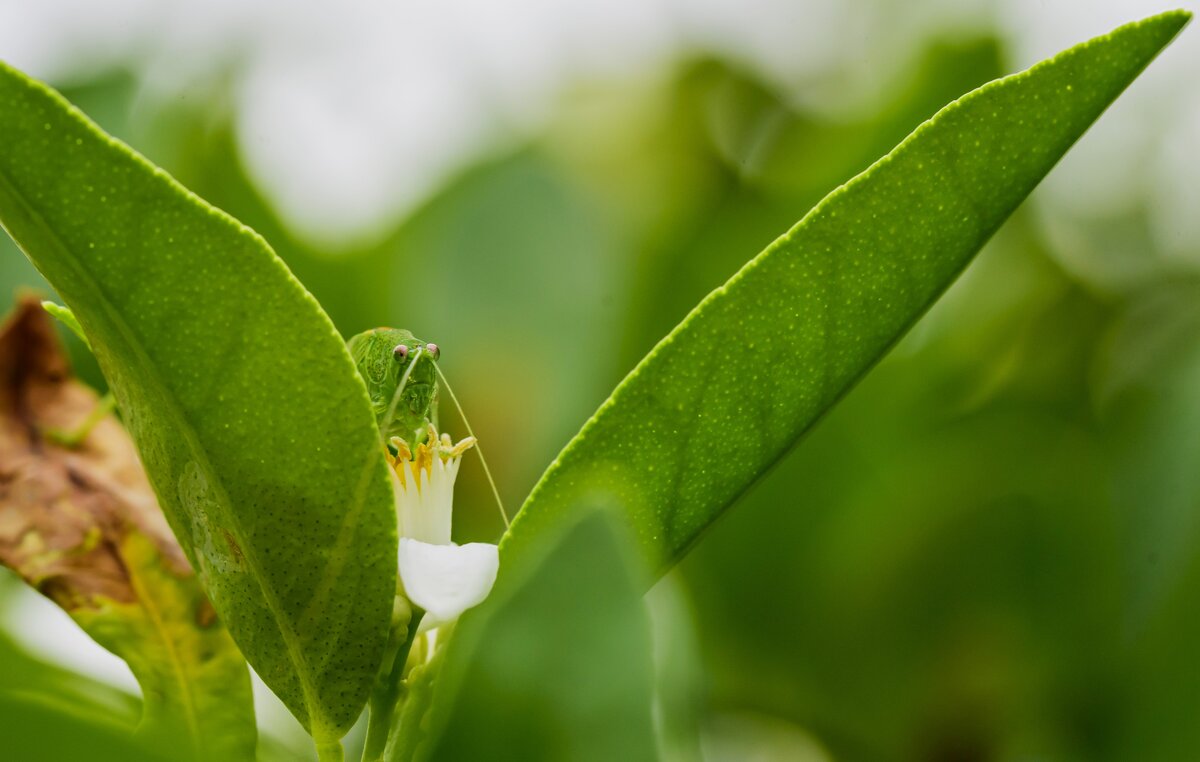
347;327;441;449
347;326;509;526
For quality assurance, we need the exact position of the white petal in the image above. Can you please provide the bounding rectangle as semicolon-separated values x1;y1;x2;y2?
389;460;456;546
398;538;499;626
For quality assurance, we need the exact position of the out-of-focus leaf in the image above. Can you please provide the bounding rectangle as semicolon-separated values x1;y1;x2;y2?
0;64;397;741
0;298;255;760
0;689;167;762
0;617;141;729
501;12;1190;573
389;512;657;762
1093;280;1200;621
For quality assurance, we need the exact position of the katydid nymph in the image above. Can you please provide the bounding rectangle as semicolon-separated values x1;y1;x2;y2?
348;327;441;451
346;326;507;526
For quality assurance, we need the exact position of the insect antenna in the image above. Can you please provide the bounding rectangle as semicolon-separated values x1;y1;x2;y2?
433;362;511;529
382;346;423;443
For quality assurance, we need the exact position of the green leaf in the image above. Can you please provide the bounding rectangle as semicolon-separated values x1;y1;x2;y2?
500;11;1190;574
0;689;168;762
0;64;397;740
0;624;142;732
389;511;657;762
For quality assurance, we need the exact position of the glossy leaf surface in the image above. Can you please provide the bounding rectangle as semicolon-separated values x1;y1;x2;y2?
0;65;397;740
501;11;1190;574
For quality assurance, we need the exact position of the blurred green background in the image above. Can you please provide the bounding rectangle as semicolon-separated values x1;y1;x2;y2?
1;1;1198;760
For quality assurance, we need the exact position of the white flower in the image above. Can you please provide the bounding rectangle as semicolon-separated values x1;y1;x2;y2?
389;428;498;629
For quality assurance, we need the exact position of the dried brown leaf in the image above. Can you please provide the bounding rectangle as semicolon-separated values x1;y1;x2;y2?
0;295;188;608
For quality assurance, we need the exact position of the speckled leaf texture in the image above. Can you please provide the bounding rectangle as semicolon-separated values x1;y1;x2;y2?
501;12;1191;575
0;64;397;741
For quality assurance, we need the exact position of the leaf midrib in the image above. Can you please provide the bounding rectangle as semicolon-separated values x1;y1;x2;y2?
124;552;203;757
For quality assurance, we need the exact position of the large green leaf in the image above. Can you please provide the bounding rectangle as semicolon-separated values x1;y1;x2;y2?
0;64;396;740
501;11;1190;573
388;512;657;762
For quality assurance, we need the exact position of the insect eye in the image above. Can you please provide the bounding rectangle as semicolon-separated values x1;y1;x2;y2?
393;344;409;360
426;343;441;360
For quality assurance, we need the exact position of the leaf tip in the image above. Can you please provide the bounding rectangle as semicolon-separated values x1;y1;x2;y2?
1142;9;1192;37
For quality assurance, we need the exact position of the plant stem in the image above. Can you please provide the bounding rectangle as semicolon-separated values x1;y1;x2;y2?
316;739;345;762
361;610;425;762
